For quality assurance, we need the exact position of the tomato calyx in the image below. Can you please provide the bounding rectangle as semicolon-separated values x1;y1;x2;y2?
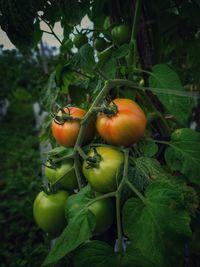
41;182;58;195
51;107;82;125
85;148;102;169
102;102;118;117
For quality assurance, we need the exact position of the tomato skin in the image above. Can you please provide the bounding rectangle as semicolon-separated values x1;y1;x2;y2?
45;159;77;191
96;98;147;147
82;147;124;193
51;107;94;147
111;25;131;45
88;197;114;235
94;37;108;52
73;34;88;48
33;190;69;238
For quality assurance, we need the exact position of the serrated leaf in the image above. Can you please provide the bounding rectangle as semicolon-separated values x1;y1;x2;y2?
149;64;196;125
42;208;96;266
137;140;158;157
123;179;193;267
102;56;117;79
165;128;200;184
73;240;154;267
129;157;168;191
72;44;95;74
73;241;119;267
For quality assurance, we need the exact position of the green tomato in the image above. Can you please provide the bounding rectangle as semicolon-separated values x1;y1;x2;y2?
73;34;88;49
33;190;69;238
111;24;131;45
69;195;114;235
89;197;114;235
82;147;124;193
94;37;108;52
45;159;78;191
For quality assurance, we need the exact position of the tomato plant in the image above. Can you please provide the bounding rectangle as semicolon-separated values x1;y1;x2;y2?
3;0;200;266
45;158;77;191
51;107;94;147
73;33;88;48
33;190;69;238
96;98;147;146
82;147;124;193
111;24;131;45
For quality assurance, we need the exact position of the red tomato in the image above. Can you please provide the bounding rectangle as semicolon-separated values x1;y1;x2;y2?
96;98;146;146
51;107;94;147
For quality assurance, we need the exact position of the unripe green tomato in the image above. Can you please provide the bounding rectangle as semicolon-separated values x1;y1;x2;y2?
82;147;124;193
33;190;69;238
94;37;108;52
111;24;131;45
73;33;88;48
45;159;78;191
89;197;114;235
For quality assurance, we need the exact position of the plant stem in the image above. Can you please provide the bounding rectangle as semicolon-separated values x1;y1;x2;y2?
51;153;75;163
76;146;88;160
116;149;129;252
126;180;146;203
87;192;116;206
128;0;142;75
38;15;62;44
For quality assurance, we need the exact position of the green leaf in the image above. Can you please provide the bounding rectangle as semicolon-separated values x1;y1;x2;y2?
101;56;117;79
73;240;154;267
130;157;168;191
73;241;119;267
72;44;95;74
60;0;88;26
66;185;95;220
123;179;193;267
113;44;130;59
40;71;59;111
137;139;158;157
149;64;196;125
43;188;95;266
90;0;107;28
44;146;74;157
165;128;200;184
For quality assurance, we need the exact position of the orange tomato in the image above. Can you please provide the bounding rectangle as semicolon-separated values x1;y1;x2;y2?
96;98;146;146
51;107;94;147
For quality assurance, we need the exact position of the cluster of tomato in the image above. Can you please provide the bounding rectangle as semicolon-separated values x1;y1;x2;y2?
33;98;146;239
73;24;131;63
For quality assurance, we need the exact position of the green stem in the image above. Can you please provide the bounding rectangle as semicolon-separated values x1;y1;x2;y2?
128;0;142;74
77;146;88;160
87;192;116;206
126;180;146;203
74;155;83;190
116;149;129;252
51;153;74;163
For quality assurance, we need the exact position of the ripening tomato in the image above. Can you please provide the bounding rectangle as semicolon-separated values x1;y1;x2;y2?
45;159;77;191
33;190;69;238
82;146;124;193
96;98;147;146
51;107;94;147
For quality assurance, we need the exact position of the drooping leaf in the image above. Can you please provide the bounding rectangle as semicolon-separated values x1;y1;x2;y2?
42;187;96;266
165;128;200;184
149;64;196;125
123;179;194;267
